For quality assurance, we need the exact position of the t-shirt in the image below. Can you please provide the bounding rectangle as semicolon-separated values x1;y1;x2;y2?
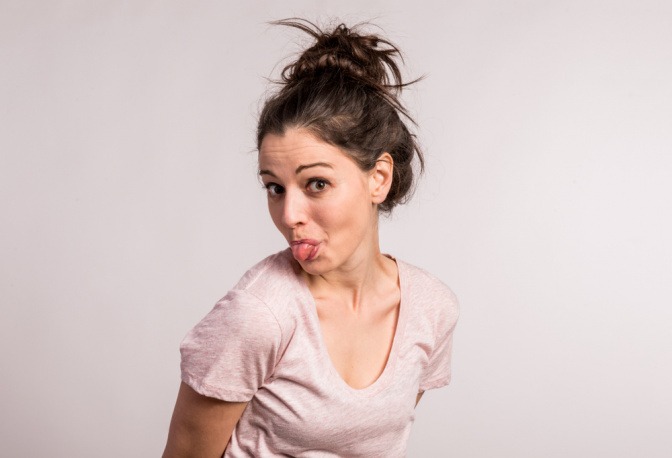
180;248;459;457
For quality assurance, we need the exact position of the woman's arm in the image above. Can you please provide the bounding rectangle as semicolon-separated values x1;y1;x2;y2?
163;382;248;458
415;391;424;407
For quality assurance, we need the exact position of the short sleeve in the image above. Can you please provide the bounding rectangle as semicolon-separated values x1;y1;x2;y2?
179;289;282;402
419;291;459;392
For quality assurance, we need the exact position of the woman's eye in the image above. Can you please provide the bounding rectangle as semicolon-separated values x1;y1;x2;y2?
264;183;284;197
307;179;328;193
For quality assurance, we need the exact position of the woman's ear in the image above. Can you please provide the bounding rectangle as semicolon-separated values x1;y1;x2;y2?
369;153;394;204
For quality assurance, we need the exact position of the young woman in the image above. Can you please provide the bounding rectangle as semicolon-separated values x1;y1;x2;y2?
163;18;459;457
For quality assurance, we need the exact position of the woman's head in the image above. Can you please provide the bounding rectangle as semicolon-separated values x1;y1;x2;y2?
259;127;394;274
257;18;424;215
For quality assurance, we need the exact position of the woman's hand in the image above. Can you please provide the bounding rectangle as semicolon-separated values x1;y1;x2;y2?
163;382;248;458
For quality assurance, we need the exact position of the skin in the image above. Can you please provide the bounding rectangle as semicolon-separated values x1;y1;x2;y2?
259;127;402;389
163;382;247;458
163;127;424;457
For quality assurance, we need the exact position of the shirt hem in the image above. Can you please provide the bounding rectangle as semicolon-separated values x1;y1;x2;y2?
419;375;451;392
181;371;254;403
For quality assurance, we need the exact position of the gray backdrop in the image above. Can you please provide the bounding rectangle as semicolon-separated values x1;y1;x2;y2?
1;0;671;456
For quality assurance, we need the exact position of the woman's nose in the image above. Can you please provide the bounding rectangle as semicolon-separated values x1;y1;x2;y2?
280;189;307;228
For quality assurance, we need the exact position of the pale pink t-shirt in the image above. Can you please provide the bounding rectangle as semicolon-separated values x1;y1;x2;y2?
180;248;459;457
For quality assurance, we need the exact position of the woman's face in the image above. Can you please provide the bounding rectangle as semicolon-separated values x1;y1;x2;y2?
258;128;382;275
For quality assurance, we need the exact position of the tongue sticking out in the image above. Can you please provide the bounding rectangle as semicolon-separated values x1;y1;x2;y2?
291;243;317;261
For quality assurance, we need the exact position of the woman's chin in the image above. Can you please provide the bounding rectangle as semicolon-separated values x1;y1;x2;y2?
297;260;324;276
295;255;333;276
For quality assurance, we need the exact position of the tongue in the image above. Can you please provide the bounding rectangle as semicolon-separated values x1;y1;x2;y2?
291;243;315;261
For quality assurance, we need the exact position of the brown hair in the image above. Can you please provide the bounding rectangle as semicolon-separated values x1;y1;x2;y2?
256;18;425;214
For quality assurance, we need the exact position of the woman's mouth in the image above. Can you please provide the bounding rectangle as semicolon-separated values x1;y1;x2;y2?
290;240;320;262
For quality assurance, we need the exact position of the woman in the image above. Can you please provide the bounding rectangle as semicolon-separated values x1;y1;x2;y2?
163;18;459;457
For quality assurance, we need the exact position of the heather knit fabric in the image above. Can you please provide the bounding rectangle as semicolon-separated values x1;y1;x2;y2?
180;248;459;457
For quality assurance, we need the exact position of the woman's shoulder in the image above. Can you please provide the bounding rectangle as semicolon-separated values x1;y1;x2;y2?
232;247;295;292
187;249;298;350
227;248;302;323
398;258;458;300
396;256;460;320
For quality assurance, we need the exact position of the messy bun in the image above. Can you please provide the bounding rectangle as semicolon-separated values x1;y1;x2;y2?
257;18;424;214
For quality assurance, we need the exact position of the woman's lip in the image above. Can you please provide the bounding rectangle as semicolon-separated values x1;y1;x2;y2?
290;239;320;246
290;239;320;261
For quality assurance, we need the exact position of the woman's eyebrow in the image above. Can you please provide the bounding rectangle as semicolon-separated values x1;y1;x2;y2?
258;169;276;177
258;162;334;177
295;162;333;174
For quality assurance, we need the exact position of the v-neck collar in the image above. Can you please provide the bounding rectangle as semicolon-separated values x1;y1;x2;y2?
285;249;409;397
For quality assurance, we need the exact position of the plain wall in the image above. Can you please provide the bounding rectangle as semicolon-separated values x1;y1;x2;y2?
1;0;671;456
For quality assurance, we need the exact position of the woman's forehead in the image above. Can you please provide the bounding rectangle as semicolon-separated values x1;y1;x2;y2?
258;129;351;168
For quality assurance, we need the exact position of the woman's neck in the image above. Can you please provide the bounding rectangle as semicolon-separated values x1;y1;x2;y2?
302;240;398;312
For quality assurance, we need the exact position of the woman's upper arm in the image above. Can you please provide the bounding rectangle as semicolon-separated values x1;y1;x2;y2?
163;382;248;458
415;391;424;407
